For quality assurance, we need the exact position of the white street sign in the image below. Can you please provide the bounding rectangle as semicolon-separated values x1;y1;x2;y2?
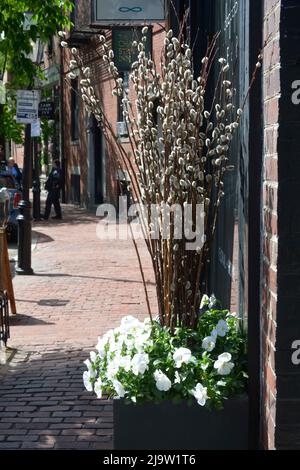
16;90;40;124
31;119;41;137
94;0;165;22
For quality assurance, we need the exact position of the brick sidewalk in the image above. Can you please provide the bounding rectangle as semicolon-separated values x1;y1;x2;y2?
0;204;156;449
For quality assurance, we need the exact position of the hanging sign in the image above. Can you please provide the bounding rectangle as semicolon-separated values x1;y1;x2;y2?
39;101;55;119
31;119;41;137
16;90;40;124
94;0;165;22
113;28;152;70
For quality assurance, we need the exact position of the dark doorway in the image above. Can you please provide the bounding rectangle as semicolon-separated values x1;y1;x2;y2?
70;174;80;205
93;117;103;205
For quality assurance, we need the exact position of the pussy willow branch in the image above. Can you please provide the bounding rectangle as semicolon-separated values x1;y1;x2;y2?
62;21;263;330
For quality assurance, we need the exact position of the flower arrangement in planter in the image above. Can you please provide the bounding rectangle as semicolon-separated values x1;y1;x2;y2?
83;297;246;409
82;296;248;449
61;21;261;449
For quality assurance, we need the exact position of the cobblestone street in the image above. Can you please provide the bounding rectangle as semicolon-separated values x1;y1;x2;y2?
0;205;156;449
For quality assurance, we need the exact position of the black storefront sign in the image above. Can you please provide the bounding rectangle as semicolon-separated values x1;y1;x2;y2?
112;27;152;71
38;101;55;119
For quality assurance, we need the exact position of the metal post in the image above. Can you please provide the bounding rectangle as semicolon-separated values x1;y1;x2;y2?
32;138;41;220
60;47;66;203
16;123;34;275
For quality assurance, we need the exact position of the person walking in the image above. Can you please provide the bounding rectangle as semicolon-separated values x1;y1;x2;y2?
6;157;22;188
43;159;63;220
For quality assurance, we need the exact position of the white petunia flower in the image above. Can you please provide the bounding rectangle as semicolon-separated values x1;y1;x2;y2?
113;380;126;398
191;383;208;406
214;353;234;376
94;378;102;399
90;351;97;363
106;358;120;381
211;329;218;338
200;294;210;309
83;371;93;392
118;355;131;372
174;371;181;384
124;336;135;351
135;332;152;352
202;336;216;352
120;316;143;333
154;370;172;391
96;337;108;358
83;359;96;378
173;347;194;368
131;353;149;376
209;294;217;308
216;320;229;337
217;380;227;387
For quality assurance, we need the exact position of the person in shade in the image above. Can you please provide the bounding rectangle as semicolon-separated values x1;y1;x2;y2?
7;157;22;188
43;159;63;220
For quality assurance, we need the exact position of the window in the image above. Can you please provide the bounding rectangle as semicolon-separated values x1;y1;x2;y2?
117;72;129;137
47;37;53;57
71;78;79;141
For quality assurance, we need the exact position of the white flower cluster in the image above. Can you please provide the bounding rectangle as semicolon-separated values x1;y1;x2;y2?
201;322;235;376
83;313;238;407
84;316;152;401
201;319;229;352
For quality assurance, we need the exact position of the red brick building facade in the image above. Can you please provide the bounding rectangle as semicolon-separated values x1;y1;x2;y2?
61;1;165;209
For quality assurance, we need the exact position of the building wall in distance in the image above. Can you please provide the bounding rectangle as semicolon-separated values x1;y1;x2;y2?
62;0;165;207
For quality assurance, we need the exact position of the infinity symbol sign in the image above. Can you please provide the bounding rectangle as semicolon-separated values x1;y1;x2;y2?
119;6;143;13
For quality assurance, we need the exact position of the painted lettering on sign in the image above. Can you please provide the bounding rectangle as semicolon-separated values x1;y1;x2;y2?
291;80;300;105
291;340;300;365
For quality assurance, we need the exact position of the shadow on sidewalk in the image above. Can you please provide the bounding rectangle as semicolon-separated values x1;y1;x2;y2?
34;232;54;244
32;272;155;285
0;347;113;450
34;206;99;228
9;314;54;326
14;298;70;307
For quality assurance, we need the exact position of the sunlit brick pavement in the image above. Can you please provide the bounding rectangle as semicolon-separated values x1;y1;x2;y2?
0;205;157;449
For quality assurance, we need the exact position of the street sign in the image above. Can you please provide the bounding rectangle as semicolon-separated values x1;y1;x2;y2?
16;90;40;124
94;0;165;22
31;119;41;137
39;101;55;119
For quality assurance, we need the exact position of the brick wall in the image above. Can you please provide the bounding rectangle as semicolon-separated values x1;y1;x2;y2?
262;0;300;449
262;0;281;450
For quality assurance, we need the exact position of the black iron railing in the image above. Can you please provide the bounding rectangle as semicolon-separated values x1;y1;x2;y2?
0;290;10;346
